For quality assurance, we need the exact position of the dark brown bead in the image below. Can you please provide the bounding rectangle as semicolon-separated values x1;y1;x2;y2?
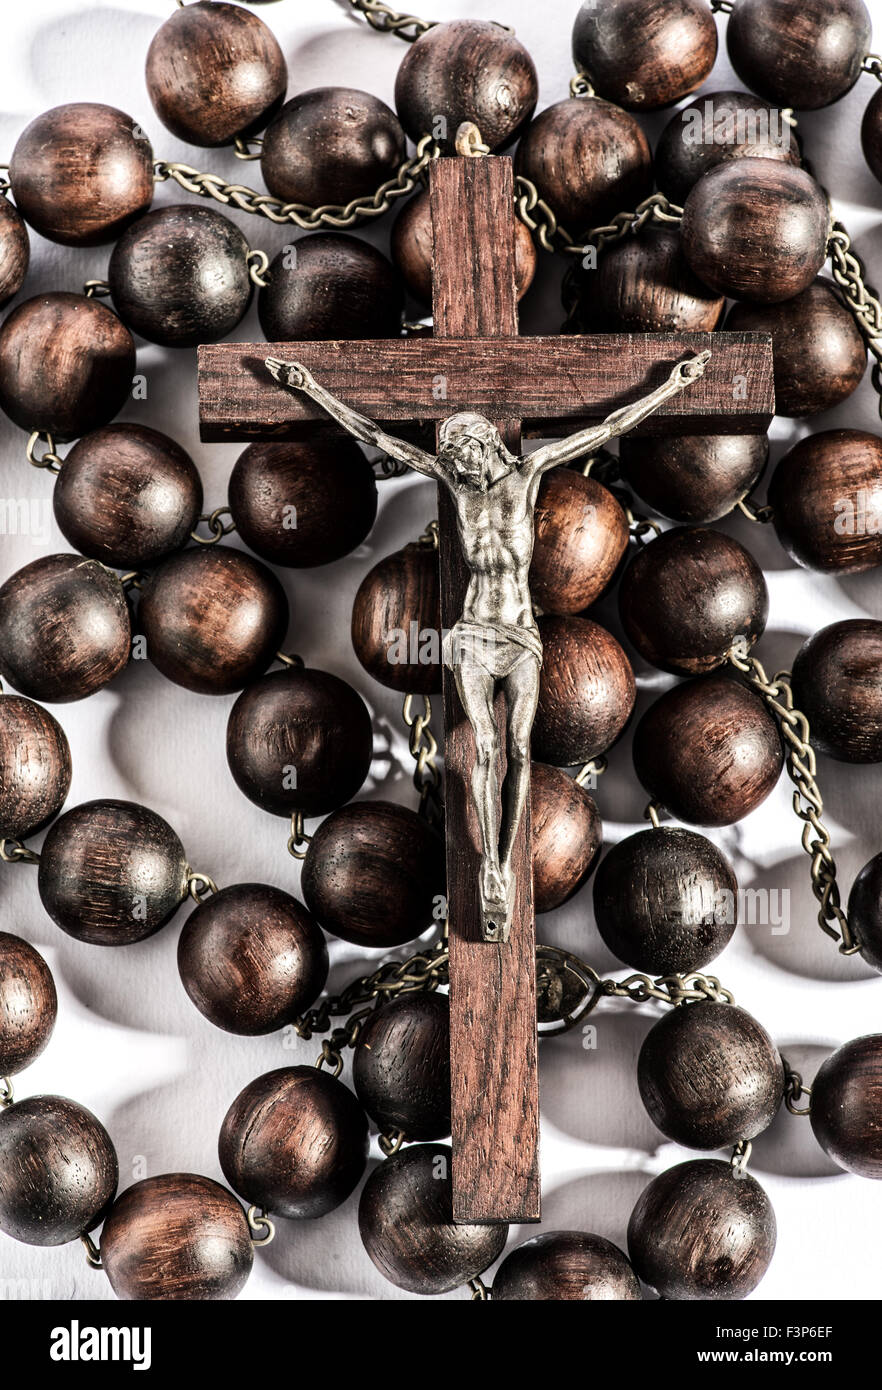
0;555;131;703
530;471;629;615
229;438;377;568
0;197;29;308
219;1066;367;1218
353;993;451;1140
226;667;373;817
178;883;327;1036
138;546;288;695
0;934;57;1077
862;87;882;185
769;430;882;573
633;675;784;827
533;615;635;766
655;89;801;204
262;88;404;206
0;1095;117;1245
395;20;537;151
618;433;768;524
358;1143;507;1294
9;103;153;247
791;619;882;763
627;1159;776;1300
38;798;188;946
572;0;717;111
108;205;252;348
301;801;445;949
619;527;768;676
53;423;202;569
849;854;882;973
810;1036;882;1178
680;160;829;304
728;0;872;110
0;292;135;440
492;1231;641;1301
0;696;71;840
146;0;287;147
571;226;725;333
258;233;404;342
100;1173;252;1301
530;762;602;913
392;187;536;306
351;542;442;695
593;827;737;975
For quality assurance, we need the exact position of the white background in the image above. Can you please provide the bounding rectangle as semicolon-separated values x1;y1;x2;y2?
1;0;882;1302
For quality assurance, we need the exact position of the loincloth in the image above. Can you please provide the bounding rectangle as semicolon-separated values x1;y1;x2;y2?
442;619;543;679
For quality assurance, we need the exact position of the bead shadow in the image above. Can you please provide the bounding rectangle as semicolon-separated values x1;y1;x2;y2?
748;1042;843;1180
506;1169;655;1276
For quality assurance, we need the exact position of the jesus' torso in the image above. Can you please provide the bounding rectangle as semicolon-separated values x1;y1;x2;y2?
441;459;541;634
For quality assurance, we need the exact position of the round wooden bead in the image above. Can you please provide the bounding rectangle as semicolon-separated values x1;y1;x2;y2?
358;1143;507;1294
146;1;287;147
262;89;404;206
791;619;882;763
100;1173;253;1301
533;615;635;766
633;675;784;827
593;827;737;975
301;801;445;948
54;424;203;569
531;763;602;913
655;89;801;204
618;434;768;524
219;1066;368;1218
0;1096;117;1245
769;430;882;573
0;197;29;308
0;292;135;440
810;1036;882;1179
0;934;57;1077
178;883;328;1035
353;993;451;1140
229;438;377;567
680;160;829;304
351;542;442;695
38;799;188;946
728;0;872;110
8;103;153;247
862;87;882;185
619;527;768;676
572;0;717;111
226;666;373;816
627;1159;776;1300
530;471;629;615
849;853;882;973
492;1231;641;1301
258;233;404;342
394;20;537;151
0;555;131;703
108;205;252;348
0;697;71;840
138;546;288;695
392;188;536;306
573;226;725;333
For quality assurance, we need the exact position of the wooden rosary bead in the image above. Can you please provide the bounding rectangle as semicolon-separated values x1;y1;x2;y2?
593;827;737;975
769;430;882;573
574;226;725;334
53;423;203;570
138;546;288;695
533;615;635;766
862;87;882;185
394;20;537;151
301;801;445;948
146;0;287;147
226;666;373;817
8;103;153;247
530;471;628;615
392;188;536;306
791;620;882;763
680;160;829;304
108;205;252;349
0;555;131;703
0;1095;117;1245
572;0;717;111
358;1143;507;1294
633;675;784;827
100;1173;253;1301
849;853;882;973
492;1231;641;1301
258;234;404;343
0;696;71;840
261;89;404;206
810;1036;882;1179
229;438;378;567
655;89;801;204
618;433;768;524
0;934;57;1077
38;799;188;946
0;292;135;440
0;197;29;308
627;1159;776;1300
351;541;442;695
219;1066;368;1218
530;762;602;913
352;993;451;1140
728;0;872;110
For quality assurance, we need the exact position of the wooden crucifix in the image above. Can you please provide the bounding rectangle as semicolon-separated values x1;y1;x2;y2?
198;155;773;1226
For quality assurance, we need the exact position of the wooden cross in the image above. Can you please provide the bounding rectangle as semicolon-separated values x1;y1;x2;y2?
199;156;773;1225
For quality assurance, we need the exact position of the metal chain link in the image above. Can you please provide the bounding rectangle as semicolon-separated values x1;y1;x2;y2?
469;1276;490;1300
186;869;218;903
737;494;775;524
402;694;444;828
710;0;734;11
0;1077;13;1108
347;0;435;42
575;756;607;786
731;1139;752;1176
26;431;63;474
287;809;312;860
863;53;882;82
246;248;270;288
246;1206;275;1247
827;221;882;422
190;507;236;546
600;970;735;1008
0;838;40;865
80;1232;103;1269
782;1057;813;1116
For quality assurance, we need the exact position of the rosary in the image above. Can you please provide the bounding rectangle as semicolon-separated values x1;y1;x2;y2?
1;0;881;1304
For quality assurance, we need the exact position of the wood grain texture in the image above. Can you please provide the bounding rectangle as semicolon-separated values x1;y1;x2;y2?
0;696;71;840
492;1230;641;1300
0;1095;117;1245
570;226;725;334
351;542;442;694
618;432;768;524
0;198;29;309
572;0;717;111
655;89;801;204
791;619;882;763
392;188;536;306
529;471;629;615
530;762;601;914
353;992;451;1140
769;429;882;573
728;0;871;110
862;87;882;185
261;89;404;205
848;853;882;973
258;234;404;342
0;933;57;1078
810;1036;882;1179
533;614;636;765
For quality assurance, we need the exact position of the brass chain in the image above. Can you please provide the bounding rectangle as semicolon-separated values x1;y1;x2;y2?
516;180;683;258
25;431;63;474
0;1077;13;1107
863;53;882;82
827;221;882;421
782;1057;813;1116
347;0;435;42
730;1139;752;1176
246;1206;276;1247
600;970;735;1008
575;756;607;786
246;248;270;288
287;809;312;860
582;450;662;546
402;694;444;828
185;869;218;903
189;506;236;546
0;838;40;865
737;494;775;525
